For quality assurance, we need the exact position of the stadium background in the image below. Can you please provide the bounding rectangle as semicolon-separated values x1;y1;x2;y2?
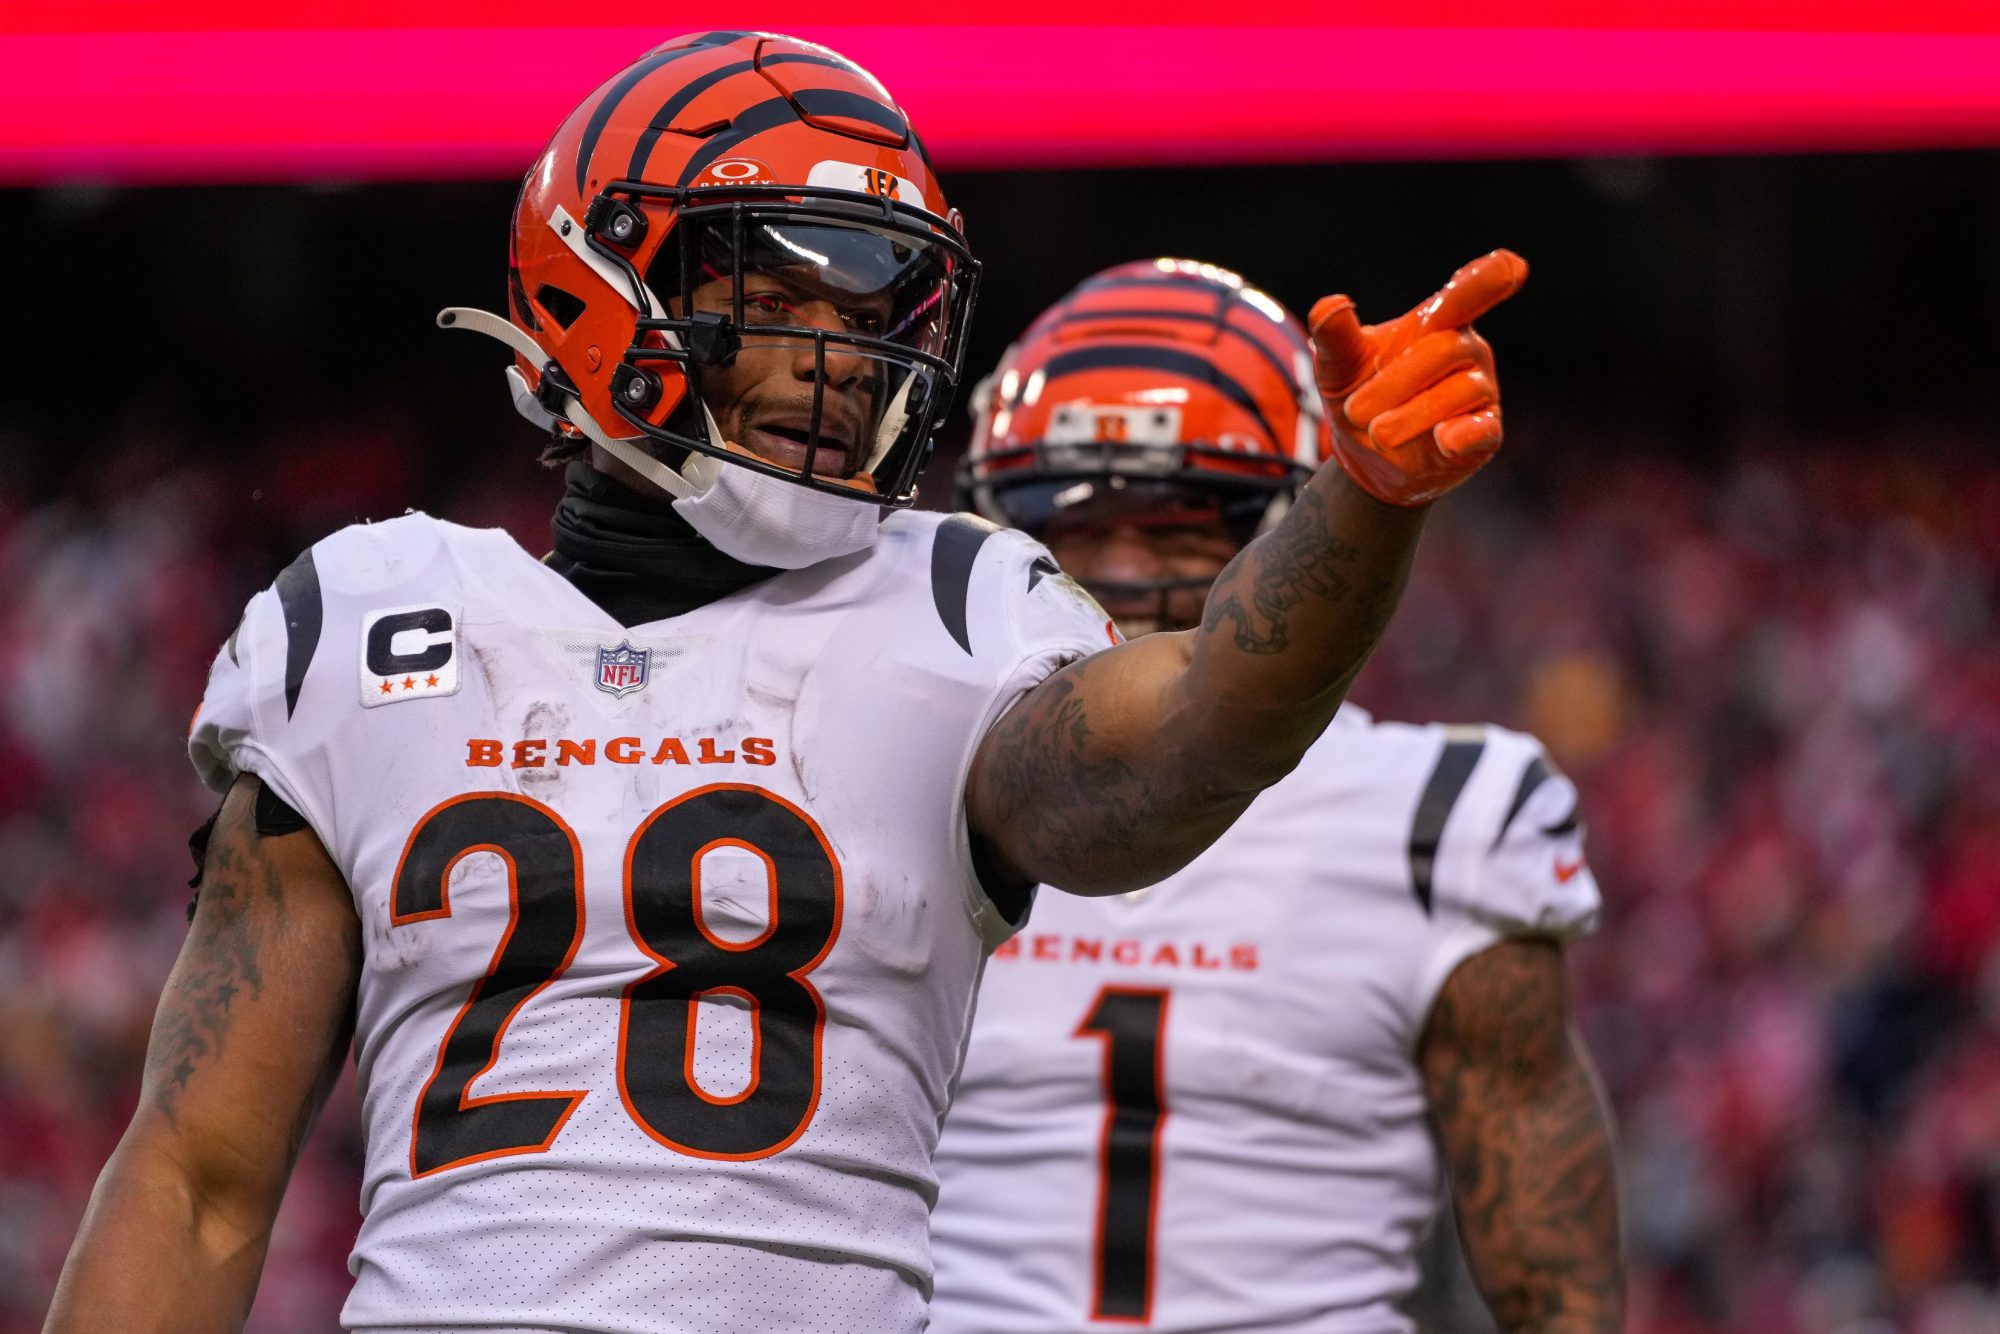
4;7;2000;1332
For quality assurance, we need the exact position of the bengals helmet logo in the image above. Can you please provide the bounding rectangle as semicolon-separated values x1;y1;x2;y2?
862;168;901;200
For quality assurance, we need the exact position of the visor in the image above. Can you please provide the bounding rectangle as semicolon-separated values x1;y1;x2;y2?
589;182;979;508
655;215;956;361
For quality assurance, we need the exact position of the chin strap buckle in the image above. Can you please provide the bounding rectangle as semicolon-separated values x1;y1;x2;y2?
536;361;580;417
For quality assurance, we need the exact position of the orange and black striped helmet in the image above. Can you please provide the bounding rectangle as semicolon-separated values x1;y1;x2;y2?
490;32;979;507
960;259;1325;539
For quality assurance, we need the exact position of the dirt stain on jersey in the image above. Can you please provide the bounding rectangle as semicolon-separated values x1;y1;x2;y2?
516;701;573;795
844;871;934;979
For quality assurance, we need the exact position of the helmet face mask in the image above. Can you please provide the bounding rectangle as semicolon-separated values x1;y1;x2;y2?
1021;475;1275;635
602;185;978;505
991;473;1288;549
499;33;981;513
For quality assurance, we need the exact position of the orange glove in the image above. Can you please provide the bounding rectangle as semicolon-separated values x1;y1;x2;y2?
1309;249;1528;507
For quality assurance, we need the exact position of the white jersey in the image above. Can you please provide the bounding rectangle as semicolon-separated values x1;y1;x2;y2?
930;706;1602;1333
188;509;1111;1334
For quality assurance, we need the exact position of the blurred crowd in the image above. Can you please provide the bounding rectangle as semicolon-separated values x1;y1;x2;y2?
1;427;1996;1332
1364;437;2000;1334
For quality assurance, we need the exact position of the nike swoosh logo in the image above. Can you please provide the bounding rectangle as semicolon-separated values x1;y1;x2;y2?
1554;855;1586;884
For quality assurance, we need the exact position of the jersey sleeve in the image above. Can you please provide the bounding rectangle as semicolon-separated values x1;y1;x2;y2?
1468;733;1602;937
990;530;1120;712
1446;728;1603;938
931;515;1118;946
1410;727;1603;1029
187;548;328;836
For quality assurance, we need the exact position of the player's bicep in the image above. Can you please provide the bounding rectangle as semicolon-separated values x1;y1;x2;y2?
134;774;361;1218
1418;937;1572;1111
965;629;1241;896
1417;938;1623;1331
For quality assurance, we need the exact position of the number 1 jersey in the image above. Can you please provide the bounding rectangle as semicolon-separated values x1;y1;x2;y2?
929;706;1603;1332
188;509;1110;1333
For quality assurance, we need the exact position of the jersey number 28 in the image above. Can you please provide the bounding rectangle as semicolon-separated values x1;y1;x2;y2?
391;785;841;1177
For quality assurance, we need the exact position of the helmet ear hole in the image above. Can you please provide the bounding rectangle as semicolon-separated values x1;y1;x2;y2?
534;285;586;330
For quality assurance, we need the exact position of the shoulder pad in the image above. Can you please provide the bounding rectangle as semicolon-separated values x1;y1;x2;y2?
187;515;456;799
307;512;456;597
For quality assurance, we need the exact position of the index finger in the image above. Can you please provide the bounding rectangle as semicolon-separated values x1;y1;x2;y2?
1409;249;1528;336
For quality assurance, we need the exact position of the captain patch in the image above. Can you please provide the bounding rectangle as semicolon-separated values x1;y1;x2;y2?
360;605;461;707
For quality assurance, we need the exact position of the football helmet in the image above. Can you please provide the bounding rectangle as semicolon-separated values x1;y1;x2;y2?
960;259;1326;615
442;32;979;520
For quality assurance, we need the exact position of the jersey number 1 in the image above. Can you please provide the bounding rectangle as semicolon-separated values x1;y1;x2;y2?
1078;986;1170;1323
391;785;841;1178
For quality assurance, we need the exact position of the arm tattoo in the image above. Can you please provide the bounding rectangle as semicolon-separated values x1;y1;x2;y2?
973;474;1428;891
144;805;284;1124
975;671;1166;879
1201;484;1360;655
1420;940;1624;1333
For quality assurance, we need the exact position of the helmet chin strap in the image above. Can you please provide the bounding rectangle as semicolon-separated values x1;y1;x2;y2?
437;306;695;500
436;307;872;527
867;373;917;473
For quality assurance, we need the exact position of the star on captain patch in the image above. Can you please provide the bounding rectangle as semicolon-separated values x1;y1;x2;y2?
595;641;651;698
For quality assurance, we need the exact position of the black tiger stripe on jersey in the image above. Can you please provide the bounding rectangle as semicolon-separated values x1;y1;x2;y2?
1409;730;1486;915
931;513;1001;655
273;547;322;720
1494;752;1582;844
1039;345;1281;448
1494;754;1551;848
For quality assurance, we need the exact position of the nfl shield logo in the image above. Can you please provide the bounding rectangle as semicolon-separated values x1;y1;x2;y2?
594;641;651;698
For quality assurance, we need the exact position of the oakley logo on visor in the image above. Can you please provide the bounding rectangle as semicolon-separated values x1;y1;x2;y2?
695;157;774;188
807;161;920;203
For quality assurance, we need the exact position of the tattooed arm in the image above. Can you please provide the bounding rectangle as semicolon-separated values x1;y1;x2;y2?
964;252;1525;896
46;775;360;1333
1418;938;1624;1333
966;467;1427;893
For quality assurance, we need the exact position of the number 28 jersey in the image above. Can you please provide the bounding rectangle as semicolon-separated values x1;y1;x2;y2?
188;509;1110;1333
929;706;1603;1333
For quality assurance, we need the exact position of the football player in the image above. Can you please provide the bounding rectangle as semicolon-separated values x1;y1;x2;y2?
931;260;1623;1333
47;35;1525;1334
